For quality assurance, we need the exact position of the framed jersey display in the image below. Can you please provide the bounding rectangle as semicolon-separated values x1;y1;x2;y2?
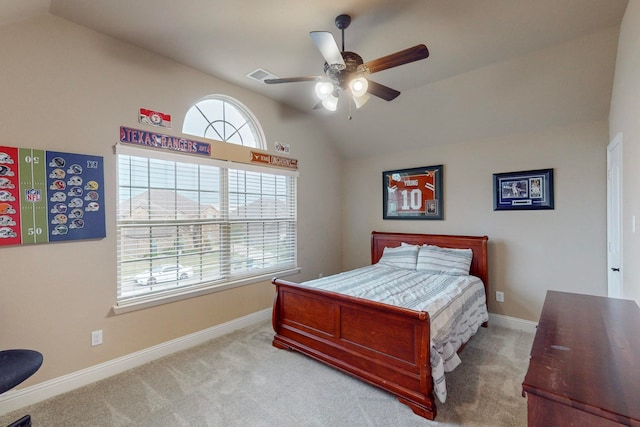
383;165;443;220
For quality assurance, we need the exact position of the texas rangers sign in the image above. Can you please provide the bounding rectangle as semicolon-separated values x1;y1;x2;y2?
120;126;211;156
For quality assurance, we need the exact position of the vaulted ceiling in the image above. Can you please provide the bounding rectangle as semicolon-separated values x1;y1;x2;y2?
1;0;629;158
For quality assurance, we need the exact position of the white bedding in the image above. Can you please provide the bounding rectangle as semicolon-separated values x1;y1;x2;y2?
299;264;489;403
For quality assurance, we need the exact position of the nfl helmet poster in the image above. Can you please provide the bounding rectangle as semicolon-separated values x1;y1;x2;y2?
0;145;105;246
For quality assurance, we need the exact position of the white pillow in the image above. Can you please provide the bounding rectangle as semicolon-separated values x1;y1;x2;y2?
401;242;419;249
377;245;419;270
416;244;473;276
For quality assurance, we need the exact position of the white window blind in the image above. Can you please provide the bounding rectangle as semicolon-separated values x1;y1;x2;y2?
115;145;297;307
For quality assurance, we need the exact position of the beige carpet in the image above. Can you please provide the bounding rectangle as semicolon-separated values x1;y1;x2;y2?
0;320;534;426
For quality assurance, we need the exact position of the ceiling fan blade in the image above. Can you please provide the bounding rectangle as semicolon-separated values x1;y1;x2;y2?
264;76;323;84
310;31;345;67
361;44;429;74
367;80;401;101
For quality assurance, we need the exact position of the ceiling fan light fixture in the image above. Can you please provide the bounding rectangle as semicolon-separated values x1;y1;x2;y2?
315;81;335;100
263;13;429;113
322;93;339;111
349;76;369;97
353;93;370;109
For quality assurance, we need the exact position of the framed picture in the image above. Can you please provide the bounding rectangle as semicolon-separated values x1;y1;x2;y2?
383;165;443;220
493;168;554;211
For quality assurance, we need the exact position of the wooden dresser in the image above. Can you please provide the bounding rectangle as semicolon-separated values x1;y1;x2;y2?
522;291;640;427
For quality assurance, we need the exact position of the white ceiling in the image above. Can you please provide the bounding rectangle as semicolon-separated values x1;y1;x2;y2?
0;0;629;158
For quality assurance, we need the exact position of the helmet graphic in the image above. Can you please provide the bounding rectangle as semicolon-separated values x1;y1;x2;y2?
0;165;14;176
49;169;66;179
68;187;83;197
50;203;67;214
50;192;66;202
0;153;14;164
68;198;83;208
52;214;68;224
70;219;84;229
85;202;100;212
52;225;68;235
67;176;83;186
49;157;65;168
67;164;83;174
0;191;15;202
85;191;99;201
50;180;66;190
69;208;83;219
0;227;17;238
0;178;14;189
0;203;16;214
0;215;16;226
84;181;99;191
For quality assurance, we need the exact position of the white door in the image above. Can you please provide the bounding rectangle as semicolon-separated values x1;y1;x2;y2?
607;133;623;298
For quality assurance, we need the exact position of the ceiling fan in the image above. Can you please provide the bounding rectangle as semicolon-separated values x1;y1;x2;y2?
264;14;429;112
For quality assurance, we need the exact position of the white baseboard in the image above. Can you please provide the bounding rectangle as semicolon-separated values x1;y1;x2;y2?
0;308;271;415
489;312;537;333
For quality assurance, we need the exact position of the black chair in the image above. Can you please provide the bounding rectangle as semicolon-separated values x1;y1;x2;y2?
0;350;43;427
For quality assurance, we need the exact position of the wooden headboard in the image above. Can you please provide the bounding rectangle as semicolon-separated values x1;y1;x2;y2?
370;231;489;293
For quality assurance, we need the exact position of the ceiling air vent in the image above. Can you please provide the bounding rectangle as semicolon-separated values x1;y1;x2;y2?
247;68;279;84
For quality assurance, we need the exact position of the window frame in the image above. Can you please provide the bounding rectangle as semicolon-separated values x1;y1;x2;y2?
113;144;299;314
182;95;267;149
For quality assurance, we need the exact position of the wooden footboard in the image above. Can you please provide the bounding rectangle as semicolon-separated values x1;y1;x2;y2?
272;278;437;419
271;232;489;420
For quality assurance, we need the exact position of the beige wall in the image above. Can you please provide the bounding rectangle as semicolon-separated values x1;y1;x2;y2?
0;15;343;386
343;121;608;322
0;4;630;394
341;29;618;322
609;1;640;305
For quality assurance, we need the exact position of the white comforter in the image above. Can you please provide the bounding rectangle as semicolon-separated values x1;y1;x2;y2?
300;264;489;402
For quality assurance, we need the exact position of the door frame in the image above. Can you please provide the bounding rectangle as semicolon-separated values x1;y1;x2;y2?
607;133;623;298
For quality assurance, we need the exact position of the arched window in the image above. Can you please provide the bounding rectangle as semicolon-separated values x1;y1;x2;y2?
183;95;266;149
114;95;298;313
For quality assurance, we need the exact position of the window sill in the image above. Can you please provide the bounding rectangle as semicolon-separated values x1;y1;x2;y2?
112;267;300;315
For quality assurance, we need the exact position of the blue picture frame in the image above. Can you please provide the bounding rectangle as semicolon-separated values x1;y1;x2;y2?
493;168;554;211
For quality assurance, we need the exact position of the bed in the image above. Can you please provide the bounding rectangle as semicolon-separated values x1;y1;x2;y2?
271;231;489;420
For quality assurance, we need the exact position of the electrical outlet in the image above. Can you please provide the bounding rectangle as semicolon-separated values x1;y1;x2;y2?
496;291;504;303
91;330;103;346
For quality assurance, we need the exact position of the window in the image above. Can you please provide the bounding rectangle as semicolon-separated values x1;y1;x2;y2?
115;145;297;310
183;95;266;149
